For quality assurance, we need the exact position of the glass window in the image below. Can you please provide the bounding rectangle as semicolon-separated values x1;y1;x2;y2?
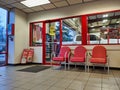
45;21;60;62
0;8;7;52
62;17;81;45
88;11;120;44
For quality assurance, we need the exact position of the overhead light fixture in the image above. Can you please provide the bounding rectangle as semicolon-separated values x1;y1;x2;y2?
116;21;120;23
92;29;95;31
91;25;94;27
21;0;50;7
102;19;108;23
103;14;108;17
102;26;106;28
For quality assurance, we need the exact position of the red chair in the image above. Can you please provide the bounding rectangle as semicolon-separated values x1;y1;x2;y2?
88;45;109;73
68;46;87;71
51;46;71;70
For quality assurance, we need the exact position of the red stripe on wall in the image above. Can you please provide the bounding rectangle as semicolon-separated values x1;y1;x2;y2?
42;22;46;64
81;15;88;45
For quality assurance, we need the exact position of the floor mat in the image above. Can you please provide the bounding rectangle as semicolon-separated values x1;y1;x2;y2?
17;65;50;73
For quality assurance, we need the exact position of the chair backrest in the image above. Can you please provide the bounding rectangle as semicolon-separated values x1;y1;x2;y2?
58;46;71;57
74;45;87;57
92;45;106;58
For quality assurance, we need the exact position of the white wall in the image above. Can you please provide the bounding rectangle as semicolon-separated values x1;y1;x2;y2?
8;36;15;64
30;47;43;63
8;9;15;64
27;0;120;68
14;9;29;64
28;0;120;22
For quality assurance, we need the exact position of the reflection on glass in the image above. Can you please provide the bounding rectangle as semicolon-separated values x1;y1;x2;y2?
62;17;81;44
45;21;60;62
0;54;6;65
0;8;7;52
32;23;42;46
88;11;120;44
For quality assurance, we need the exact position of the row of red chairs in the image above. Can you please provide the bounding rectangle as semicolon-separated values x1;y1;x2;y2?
51;45;110;73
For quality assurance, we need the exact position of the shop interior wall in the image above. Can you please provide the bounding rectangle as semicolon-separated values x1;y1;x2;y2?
27;0;120;68
14;9;28;64
8;9;15;64
28;0;120;22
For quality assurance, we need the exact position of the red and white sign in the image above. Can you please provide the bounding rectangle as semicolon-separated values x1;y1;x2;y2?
27;49;34;63
20;49;34;64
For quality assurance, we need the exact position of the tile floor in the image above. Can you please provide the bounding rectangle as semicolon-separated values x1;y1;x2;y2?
0;65;120;90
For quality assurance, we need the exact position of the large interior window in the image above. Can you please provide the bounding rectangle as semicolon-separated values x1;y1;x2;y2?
88;11;120;44
62;17;81;45
30;10;120;46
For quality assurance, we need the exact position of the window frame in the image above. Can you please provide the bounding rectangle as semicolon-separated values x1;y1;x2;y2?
29;10;120;46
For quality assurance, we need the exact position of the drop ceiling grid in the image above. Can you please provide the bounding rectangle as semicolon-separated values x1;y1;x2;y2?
41;3;56;10
0;0;23;4
0;0;102;13
11;3;28;9
66;0;83;5
53;1;69;7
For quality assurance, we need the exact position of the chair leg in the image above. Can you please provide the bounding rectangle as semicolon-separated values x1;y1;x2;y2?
93;65;95;70
108;63;109;74
75;63;77;68
104;65;106;71
88;62;89;72
68;63;70;70
85;63;86;72
65;62;66;70
51;60;53;69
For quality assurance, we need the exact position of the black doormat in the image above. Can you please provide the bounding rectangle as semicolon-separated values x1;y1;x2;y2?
17;65;50;73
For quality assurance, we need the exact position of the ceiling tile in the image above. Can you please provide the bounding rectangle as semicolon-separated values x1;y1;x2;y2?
49;0;63;3
31;6;44;11
108;12;114;17
0;1;6;5
84;0;94;2
22;8;34;13
16;0;25;1
115;12;120;16
0;0;17;4
42;3;55;10
54;1;68;7
11;3;27;9
67;0;82;5
97;14;102;18
4;5;13;8
111;19;117;24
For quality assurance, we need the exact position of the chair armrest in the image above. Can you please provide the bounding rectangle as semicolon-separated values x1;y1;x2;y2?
64;51;71;61
107;55;110;62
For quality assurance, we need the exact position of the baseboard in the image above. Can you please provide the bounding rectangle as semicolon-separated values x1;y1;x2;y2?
61;64;120;70
8;63;42;66
7;63;120;70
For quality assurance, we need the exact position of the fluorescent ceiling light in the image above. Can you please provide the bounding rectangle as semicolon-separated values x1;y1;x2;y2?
103;14;108;17
92;29;95;31
102;26;106;28
116;21;120;23
91;25;94;27
102;19;108;23
21;0;50;7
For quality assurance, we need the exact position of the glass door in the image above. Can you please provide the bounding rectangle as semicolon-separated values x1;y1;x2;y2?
0;8;8;66
45;20;61;64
